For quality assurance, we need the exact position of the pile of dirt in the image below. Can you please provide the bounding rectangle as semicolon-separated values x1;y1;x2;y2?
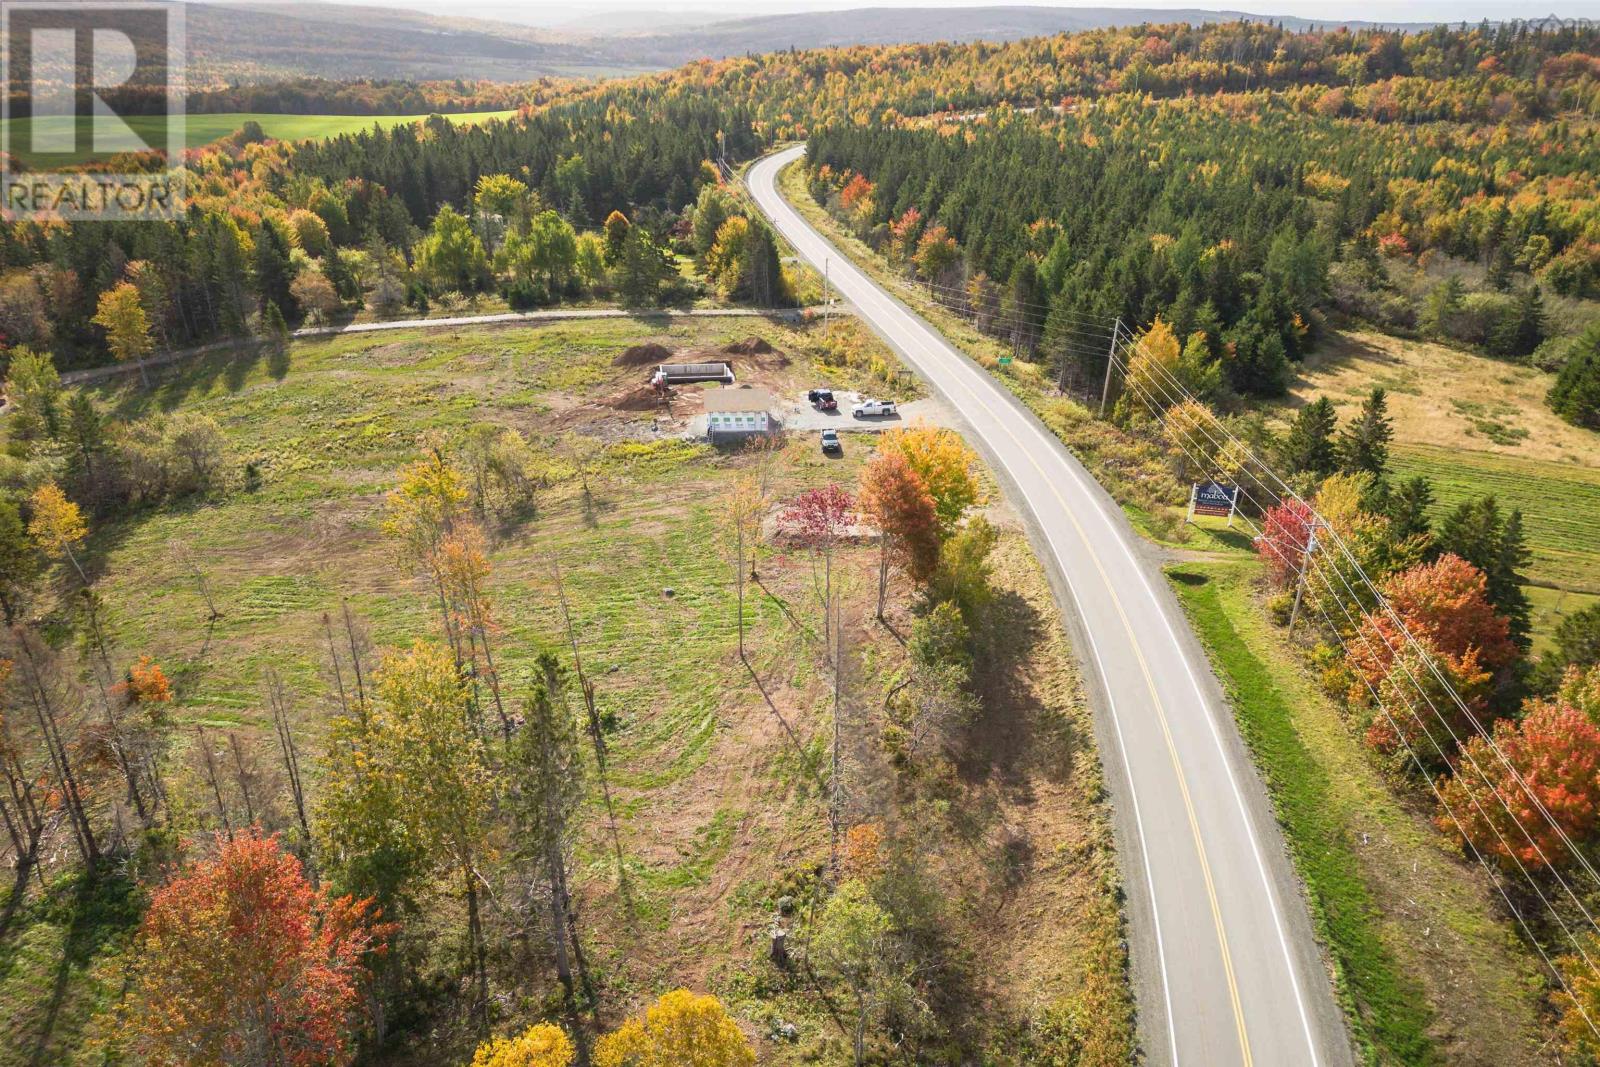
725;336;774;355
613;341;673;367
606;383;670;412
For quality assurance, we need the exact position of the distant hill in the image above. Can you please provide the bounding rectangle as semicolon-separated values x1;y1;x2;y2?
596;6;1446;67
184;2;648;83
183;1;1476;85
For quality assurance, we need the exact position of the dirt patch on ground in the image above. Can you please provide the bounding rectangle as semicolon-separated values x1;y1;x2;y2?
614;341;674;367
605;383;673;412
726;336;774;356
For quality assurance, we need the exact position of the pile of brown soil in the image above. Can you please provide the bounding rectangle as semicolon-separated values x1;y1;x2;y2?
606;384;670;412
725;336;774;355
613;341;673;367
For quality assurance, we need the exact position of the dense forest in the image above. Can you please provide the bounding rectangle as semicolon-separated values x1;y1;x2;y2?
803;94;1598;401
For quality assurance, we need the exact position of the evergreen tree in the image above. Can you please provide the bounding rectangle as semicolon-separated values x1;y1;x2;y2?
1488;285;1545;360
616;227;667;308
1278;396;1339;478
1548;322;1600;428
1530;604;1600;694
1435;495;1532;650
1337;387;1392;478
741;219;786;307
0;499;38;626
1384;475;1435;544
507;654;593;1032
1420;276;1464;339
254;222;296;321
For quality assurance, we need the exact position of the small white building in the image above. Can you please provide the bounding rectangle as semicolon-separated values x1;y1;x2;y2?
704;387;776;440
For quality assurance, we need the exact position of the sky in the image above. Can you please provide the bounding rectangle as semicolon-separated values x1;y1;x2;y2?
415;0;1599;26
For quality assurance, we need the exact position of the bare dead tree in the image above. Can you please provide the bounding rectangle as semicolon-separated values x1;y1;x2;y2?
0;726;43;876
227;732;258;827
169;538;223;622
195;725;233;841
831;590;844;878
267;669;311;847
13;630;99;875
341;600;370;721
321;611;351;717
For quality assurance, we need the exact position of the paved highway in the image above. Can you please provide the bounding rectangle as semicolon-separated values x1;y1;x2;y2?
750;145;1353;1066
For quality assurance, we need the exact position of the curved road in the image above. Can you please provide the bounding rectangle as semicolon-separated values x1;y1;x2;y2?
750;145;1352;1066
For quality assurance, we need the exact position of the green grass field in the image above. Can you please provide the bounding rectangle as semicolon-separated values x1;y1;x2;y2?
2;110;517;164
1391;444;1600;594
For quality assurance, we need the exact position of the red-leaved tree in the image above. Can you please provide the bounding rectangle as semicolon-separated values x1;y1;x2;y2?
1255;498;1317;589
858;450;939;619
130;831;391;1067
1437;695;1600;871
780;484;856;639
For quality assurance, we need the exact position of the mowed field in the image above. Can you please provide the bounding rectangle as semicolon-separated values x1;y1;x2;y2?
0;315;1130;1065
1289;328;1600;601
1;110;518;164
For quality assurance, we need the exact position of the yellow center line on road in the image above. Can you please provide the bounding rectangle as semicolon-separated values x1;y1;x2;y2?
820;222;1255;1065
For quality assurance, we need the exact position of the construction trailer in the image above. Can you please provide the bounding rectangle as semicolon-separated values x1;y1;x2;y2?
704;387;777;441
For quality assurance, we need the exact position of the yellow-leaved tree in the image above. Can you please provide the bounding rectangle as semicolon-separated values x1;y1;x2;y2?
877;424;981;534
27;482;88;583
471;1023;575;1067
92;281;155;388
594;990;754;1067
1116;316;1180;419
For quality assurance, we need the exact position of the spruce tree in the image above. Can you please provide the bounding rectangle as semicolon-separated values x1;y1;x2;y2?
1435;495;1532;650
1338;387;1392;478
1384;475;1435;544
1278;396;1338;478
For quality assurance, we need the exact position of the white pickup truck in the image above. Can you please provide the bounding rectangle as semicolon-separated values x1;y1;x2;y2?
852;398;897;418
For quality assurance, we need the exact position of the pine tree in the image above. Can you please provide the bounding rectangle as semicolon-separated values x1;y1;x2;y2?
508;654;594;1039
1488;285;1545;359
616;228;666;308
1278;396;1338;478
1384;475;1435;544
1435;496;1532;650
254;222;296;322
1338;387;1392;478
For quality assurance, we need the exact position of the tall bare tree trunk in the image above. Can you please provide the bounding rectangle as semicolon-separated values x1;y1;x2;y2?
16;634;98;874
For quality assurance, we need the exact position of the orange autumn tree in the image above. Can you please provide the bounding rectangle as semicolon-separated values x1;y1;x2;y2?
126;655;174;705
1438;666;1600;871
857;448;939;619
1347;554;1518;767
1347;553;1517;693
129;831;390;1067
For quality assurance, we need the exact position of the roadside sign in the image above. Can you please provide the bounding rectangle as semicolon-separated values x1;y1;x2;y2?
997;356;1012;365
1186;481;1239;526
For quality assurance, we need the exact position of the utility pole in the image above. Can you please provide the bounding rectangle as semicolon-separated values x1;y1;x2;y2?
1099;316;1123;418
1287;518;1325;635
823;258;831;324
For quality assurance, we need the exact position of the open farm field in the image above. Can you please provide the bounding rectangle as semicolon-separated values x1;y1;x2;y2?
1;110;519;165
0;314;1130;1066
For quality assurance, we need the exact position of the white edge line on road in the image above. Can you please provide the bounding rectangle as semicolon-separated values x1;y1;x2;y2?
750;147;1327;1065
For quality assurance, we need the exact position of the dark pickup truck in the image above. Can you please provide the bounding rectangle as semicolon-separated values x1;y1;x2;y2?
807;388;838;411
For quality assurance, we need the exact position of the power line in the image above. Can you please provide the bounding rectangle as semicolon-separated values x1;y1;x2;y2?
1103;333;1600;1032
1109;328;1600;909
